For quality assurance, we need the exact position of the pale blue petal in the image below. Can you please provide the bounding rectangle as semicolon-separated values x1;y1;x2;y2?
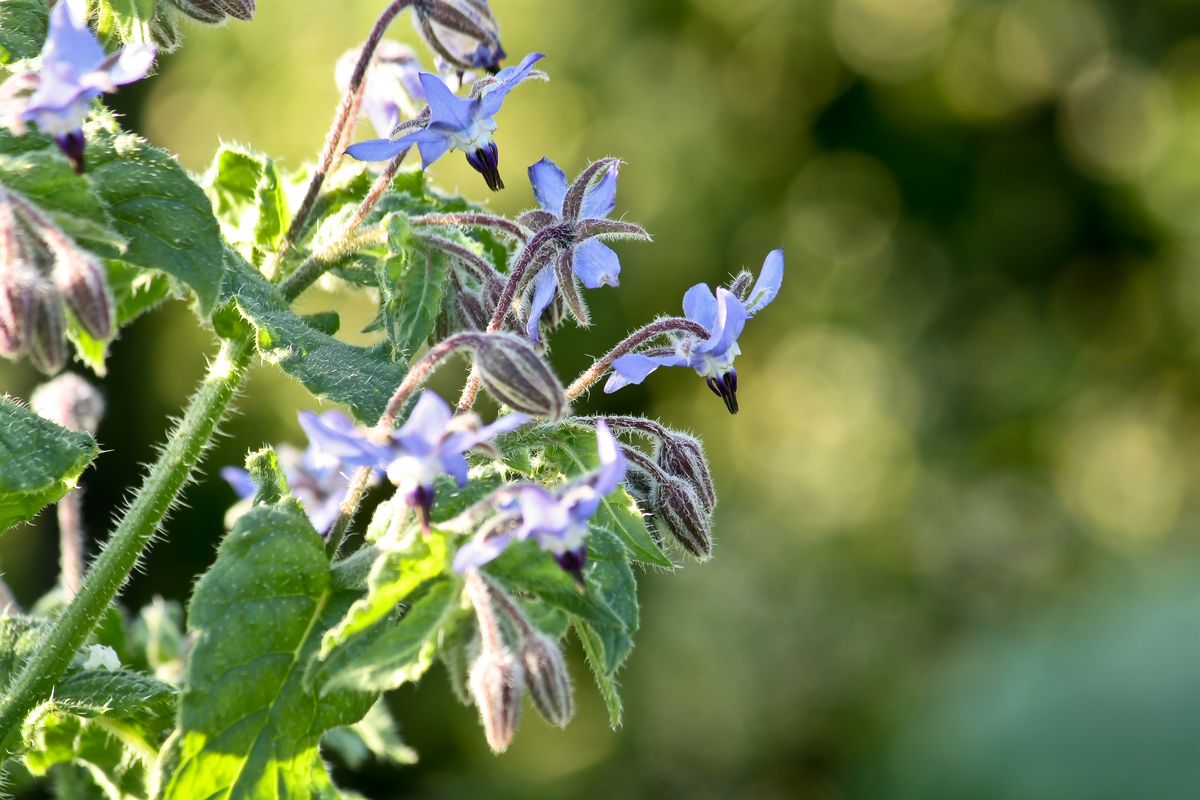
97;45;156;88
416;135;450;167
419;71;474;129
528;157;567;215
593;420;626;495
395;390;452;452
525;266;558;342
346;136;414;162
604;352;685;392
702;288;749;356
572;239;620;289
43;1;104;76
452;531;512;571
682;283;718;330
299;410;385;467
221;467;255;500
744;248;784;315
579;162;617;220
478;52;544;117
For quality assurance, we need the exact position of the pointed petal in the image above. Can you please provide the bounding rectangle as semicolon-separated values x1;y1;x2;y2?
416;135;450;167
345;136;415;162
479;52;544;117
528;157;567;215
703;288;749;356
452;531;513;571
682;283;718;330
572;239;620;289
299;410;384;467
579;162;617;220
419;70;475;128
101;45;156;87
396;390;453;445
744;248;783;315
604;352;685;392
43;1;105;75
444;412;530;453
525;266;558;342
593;420;626;495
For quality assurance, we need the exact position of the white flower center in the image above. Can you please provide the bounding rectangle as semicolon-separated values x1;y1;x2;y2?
447;116;497;153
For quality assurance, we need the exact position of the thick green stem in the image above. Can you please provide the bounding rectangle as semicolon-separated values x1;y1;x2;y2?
0;335;253;755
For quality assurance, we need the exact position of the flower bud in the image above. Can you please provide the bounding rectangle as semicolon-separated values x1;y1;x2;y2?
656;431;716;513
521;631;574;727
656;476;713;559
28;281;67;375
416;0;506;73
728;269;755;300
50;246;113;342
468;646;524;753
30;373;104;434
170;0;254;23
473;332;566;418
0;210;38;356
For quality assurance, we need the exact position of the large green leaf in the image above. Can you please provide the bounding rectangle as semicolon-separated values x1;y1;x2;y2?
0;616;47;695
375;245;449;359
222;253;409;423
86;122;227;314
0;396;99;532
0;0;47;65
161;502;373;800
204;145;289;262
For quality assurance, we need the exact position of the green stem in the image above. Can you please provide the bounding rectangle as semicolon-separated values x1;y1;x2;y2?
0;335;254;755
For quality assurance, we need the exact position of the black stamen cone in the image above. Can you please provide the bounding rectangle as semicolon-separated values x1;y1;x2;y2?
555;547;587;592
706;371;739;414
410;484;437;532
466;142;504;191
56;132;86;174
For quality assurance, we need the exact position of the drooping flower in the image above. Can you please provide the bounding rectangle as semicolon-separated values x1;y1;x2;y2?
300;390;528;528
413;0;506;74
452;421;626;586
336;41;428;138
345;52;544;191
604;249;784;414
222;411;367;535
520;158;650;342
0;1;155;172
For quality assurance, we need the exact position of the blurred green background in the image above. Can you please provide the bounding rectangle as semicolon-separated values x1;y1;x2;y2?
7;0;1200;796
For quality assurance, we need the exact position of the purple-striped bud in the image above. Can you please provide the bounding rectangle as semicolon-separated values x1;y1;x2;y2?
28;281;68;375
656;431;716;513
170;0;254;23
30;373;104;434
468;646;524;753
473;333;566;418
415;0;506;74
0;201;38;356
50;247;113;342
656;476;713;560
521;631;574;727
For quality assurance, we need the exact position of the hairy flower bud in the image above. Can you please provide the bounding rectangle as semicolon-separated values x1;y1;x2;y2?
468;646;524;753
415;0;505;73
473;332;566;418
30;373;104;434
728;269;755;300
0;201;38;356
170;0;254;23
656;431;716;513
50;246;113;342
521;631;574;727
28;281;67;375
656;476;713;559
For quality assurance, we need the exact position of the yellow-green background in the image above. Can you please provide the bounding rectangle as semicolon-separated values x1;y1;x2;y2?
7;0;1200;796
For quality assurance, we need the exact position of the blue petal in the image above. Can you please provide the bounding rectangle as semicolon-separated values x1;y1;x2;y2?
528;157;567;215
299;410;384;467
43;1;104;77
416;135;450;167
604;352;686;392
94;45;156;89
345;137;413;162
525;266;558;342
306;494;345;535
579;162;618;220
593;420;626;496
452;531;513;572
395;391;453;451
440;452;470;487
479;52;545;118
682;283;718;330
701;288;749;356
744;248;784;315
220;466;255;500
514;486;571;537
418;70;475;129
572;239;620;289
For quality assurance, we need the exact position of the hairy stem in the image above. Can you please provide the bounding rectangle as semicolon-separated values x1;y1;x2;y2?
377;332;482;429
325;466;375;560
0;335;254;754
565;317;708;399
411;213;529;242
57;488;85;598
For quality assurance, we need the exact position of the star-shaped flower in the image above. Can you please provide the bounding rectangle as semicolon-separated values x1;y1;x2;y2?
452;421;626;586
604;249;784;414
301;390;528;528
0;1;155;172
344;52;544;191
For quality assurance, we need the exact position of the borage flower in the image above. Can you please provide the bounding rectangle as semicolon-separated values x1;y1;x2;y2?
604;249;784;414
222;411;369;535
453;421;626;587
336;41;428;138
345;52;544;191
302;390;528;529
520;158;649;342
0;1;155;172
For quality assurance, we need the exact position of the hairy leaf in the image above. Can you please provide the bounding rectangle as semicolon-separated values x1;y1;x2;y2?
0;0;45;64
204;145;289;262
0;396;99;532
376;247;449;358
0;616;47;695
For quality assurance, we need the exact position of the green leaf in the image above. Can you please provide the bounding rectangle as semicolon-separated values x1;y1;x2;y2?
222;253;409;423
376;245;449;358
204;145;289;262
575;622;624;729
322;699;417;769
86;122;227;314
0;0;47;65
0;396;99;532
244;446;289;506
162;502;372;800
52;669;176;739
0;616;46;695
24;714;150;800
543;428;672;567
94;0;154;46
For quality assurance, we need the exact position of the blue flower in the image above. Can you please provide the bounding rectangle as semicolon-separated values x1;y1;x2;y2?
452;421;626;587
2;1;155;172
345;52;544;191
605;249;784;414
222;411;366;535
520;157;650;342
336;41;427;138
301;390;528;528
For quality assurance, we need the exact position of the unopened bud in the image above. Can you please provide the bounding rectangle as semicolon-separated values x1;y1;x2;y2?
657;431;716;513
468;646;524;753
521;631;574;727
30;373;104;434
473;332;566;418
50;247;113;341
170;0;254;23
416;0;506;73
657;476;713;559
28;282;67;375
728;269;755;300
0;198;36;355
